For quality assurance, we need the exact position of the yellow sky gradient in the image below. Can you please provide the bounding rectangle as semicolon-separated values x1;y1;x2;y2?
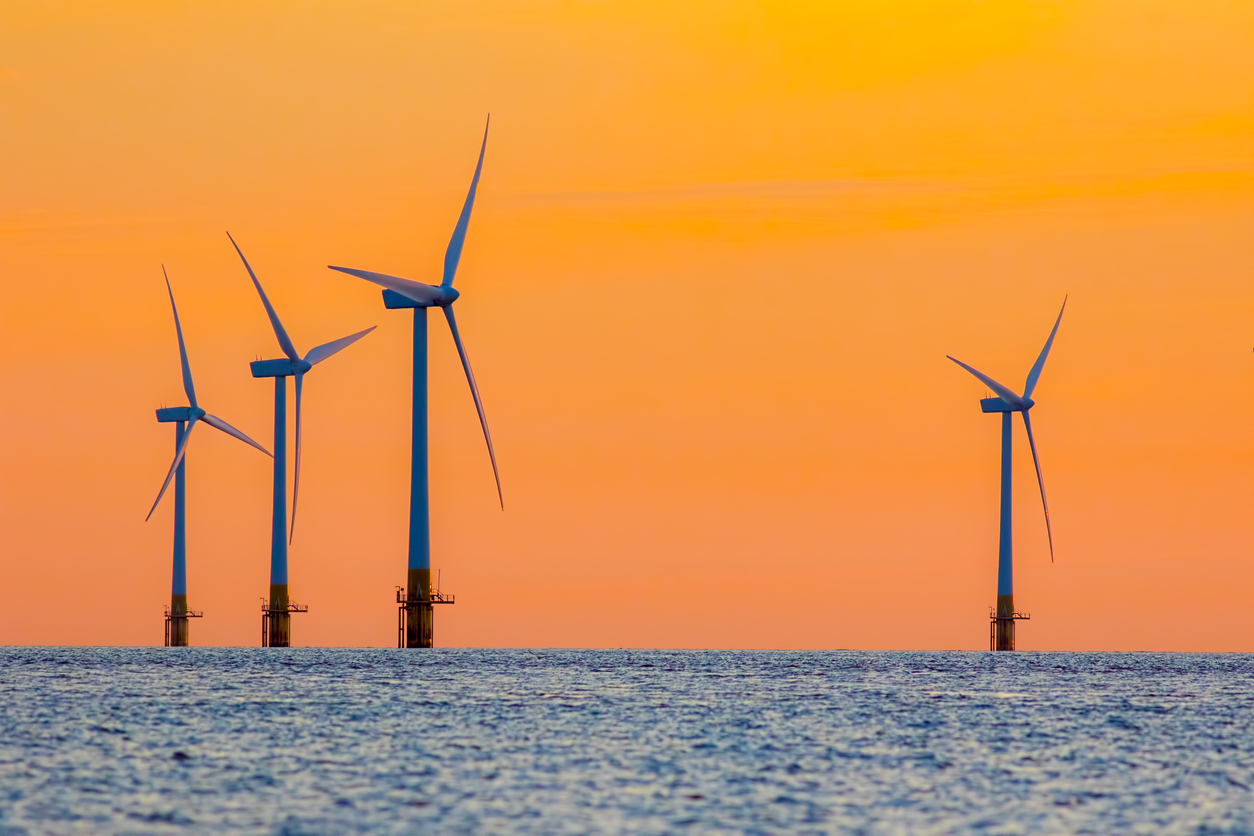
1;1;1252;649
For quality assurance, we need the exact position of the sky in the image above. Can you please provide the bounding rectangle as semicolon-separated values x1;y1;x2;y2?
1;0;1252;650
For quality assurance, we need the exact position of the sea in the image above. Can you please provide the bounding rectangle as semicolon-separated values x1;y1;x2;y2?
0;648;1251;834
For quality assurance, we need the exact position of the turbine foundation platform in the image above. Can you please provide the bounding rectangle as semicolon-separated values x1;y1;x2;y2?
261;596;308;647
397;585;454;648
989;606;1030;651
164;597;203;647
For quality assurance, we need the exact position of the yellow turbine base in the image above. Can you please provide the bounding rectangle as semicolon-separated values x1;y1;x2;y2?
405;568;433;649
266;583;290;648
168;593;189;647
994;594;1015;651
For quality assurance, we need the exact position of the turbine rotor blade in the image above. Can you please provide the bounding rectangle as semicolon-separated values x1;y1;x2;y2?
946;356;1023;405
304;326;376;366
442;306;503;508
1022;411;1054;563
145;417;199;521
201;413;272;457
442;116;489;288
162;267;198;409
227;232;300;362
327;266;443;306
1023;296;1068;399
290;372;303;545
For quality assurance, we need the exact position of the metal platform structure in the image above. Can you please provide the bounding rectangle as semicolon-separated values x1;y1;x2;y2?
396;586;454;648
261;598;308;647
164;605;203;647
989;607;1030;651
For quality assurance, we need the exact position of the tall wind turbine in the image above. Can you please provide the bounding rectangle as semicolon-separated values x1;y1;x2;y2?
147;267;272;647
948;297;1066;651
227;233;376;647
327;116;502;648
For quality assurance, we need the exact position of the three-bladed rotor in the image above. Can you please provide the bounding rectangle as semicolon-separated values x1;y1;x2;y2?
227;233;376;542
947;297;1067;561
327;115;503;509
146;267;273;521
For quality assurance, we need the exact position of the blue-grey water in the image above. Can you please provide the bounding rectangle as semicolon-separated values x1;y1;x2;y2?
1;649;1252;834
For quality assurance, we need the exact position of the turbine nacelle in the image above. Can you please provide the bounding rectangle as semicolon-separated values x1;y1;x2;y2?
980;396;1034;413
156;406;196;423
249;357;314;378
391;282;459;308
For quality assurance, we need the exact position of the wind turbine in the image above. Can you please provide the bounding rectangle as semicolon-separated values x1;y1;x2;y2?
147;267;272;647
227;233;376;647
327;116;502;648
948;297;1066;651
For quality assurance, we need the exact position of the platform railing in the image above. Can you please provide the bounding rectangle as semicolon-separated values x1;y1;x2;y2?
260;599;309;647
163;606;204;647
395;586;455;648
988;607;1030;651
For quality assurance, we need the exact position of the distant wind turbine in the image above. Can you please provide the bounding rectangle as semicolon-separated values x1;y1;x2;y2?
328;116;501;648
147;267;271;647
227;233;376;647
948;297;1066;651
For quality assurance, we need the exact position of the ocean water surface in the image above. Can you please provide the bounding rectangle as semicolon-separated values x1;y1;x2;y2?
0;648;1251;834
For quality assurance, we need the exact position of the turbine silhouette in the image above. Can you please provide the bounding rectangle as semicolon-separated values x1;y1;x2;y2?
948;297;1065;651
228;233;375;646
328;116;501;648
147;267;271;646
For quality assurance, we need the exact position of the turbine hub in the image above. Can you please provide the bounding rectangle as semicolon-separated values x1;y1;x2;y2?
296;360;313;374
1021;397;1035;409
436;286;460;306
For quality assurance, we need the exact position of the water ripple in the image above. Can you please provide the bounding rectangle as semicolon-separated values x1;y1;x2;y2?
0;649;1251;834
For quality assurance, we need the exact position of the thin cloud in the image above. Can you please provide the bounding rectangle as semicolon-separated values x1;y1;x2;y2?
511;178;946;207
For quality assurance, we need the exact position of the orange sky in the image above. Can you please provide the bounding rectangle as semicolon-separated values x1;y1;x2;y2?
1;1;1252;649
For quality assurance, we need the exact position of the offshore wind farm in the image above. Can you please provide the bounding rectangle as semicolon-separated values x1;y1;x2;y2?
138;121;503;650
4;2;1254;833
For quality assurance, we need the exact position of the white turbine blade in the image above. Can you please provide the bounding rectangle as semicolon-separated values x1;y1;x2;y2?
442;116;489;288
290;373;303;545
227;232;300;362
1022;411;1054;563
1023;296;1068;400
201;413;272;457
442;306;503;508
162;267;198;409
327;266;444;306
304;326;376;366
145;417;199;521
946;356;1023;405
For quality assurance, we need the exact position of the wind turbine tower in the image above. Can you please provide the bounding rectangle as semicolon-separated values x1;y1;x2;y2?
328;117;503;648
948;298;1065;651
228;234;376;647
147;268;272;646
